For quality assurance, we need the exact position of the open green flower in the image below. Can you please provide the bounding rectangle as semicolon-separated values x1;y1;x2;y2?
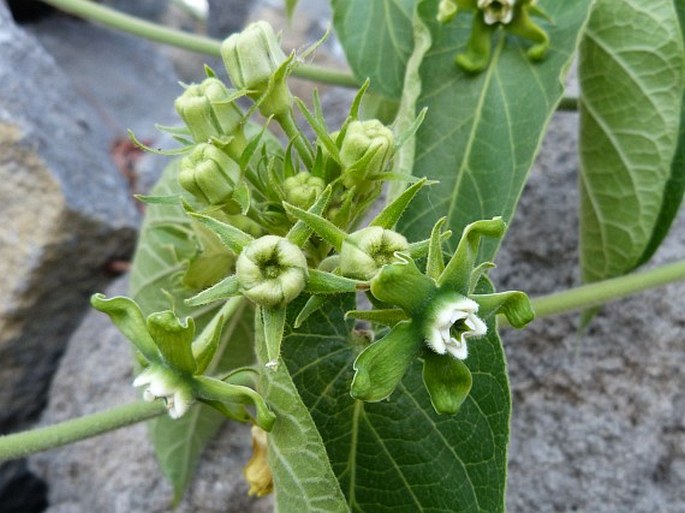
437;0;551;73
90;294;276;429
349;217;534;415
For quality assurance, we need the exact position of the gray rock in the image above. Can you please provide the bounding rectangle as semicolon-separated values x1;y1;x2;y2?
24;15;182;142
0;1;138;434
207;0;254;39
494;111;685;513
29;277;273;513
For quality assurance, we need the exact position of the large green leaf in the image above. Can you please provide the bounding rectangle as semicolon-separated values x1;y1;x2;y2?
398;0;593;261
254;313;349;513
331;0;415;99
282;289;510;513
130;161;255;501
578;0;684;282
637;0;685;267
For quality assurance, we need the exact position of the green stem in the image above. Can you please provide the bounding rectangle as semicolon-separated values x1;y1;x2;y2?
276;111;315;168
40;0;358;88
0;401;165;462
506;259;685;324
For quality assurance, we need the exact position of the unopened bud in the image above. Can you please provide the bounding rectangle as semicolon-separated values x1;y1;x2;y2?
283;173;325;210
221;21;292;116
174;78;244;144
179;143;241;206
236;235;308;307
340;120;394;186
339;227;408;280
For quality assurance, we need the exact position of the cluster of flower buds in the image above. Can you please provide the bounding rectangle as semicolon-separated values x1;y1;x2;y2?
101;20;535;441
437;0;552;73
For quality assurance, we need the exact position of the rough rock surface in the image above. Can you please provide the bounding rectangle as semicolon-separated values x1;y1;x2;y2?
0;2;138;435
29;277;273;513
494;111;685;513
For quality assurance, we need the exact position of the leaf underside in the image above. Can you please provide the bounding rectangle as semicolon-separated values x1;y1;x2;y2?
579;0;685;282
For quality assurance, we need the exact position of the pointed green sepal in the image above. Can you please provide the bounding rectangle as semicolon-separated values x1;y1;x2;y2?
282;202;346;250
471;290;535;328
146;311;197;375
344;308;409;326
468;261;496;294
306;269;368;295
438;217;506;293
90;294;159;363
192;300;243;374
286;185;332;247
185;275;240;306
186;211;254;254
294;294;326;328
369;177;433;229
426;217;448;280
370;256;438;316
193;375;276;431
421;351;472;415
408;229;452;261
350;321;422;402
260;306;287;369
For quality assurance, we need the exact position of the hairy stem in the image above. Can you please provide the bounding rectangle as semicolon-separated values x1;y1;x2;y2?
0;401;165;462
502;259;685;325
40;0;359;88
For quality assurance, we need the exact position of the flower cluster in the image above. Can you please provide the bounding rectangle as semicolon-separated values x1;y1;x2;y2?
437;0;552;73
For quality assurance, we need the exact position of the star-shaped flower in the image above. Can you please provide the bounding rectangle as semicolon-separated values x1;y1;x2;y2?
348;217;534;415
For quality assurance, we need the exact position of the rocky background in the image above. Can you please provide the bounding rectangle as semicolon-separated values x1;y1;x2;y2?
0;1;683;512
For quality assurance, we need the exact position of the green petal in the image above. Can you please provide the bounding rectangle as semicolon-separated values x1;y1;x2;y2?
146;311;197;375
350;321;422;402
426;217;448;280
421;351;472;415
439;217;506;293
90;294;159;363
344;308;409;327
471;290;535;329
370;256;437;316
193;375;276;431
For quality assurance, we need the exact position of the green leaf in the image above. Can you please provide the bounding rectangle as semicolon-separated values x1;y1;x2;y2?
398;0;594;262
254;310;349;513
579;0;685;283
283;286;511;512
331;0;415;99
129;161;256;501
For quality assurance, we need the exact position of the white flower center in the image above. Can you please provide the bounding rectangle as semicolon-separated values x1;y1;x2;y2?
133;367;193;419
426;297;487;360
477;0;515;25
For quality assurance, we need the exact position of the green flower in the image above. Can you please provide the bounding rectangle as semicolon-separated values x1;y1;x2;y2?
349;217;534;415
90;294;276;429
438;0;551;73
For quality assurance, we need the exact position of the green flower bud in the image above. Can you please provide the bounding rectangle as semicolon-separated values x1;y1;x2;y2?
221;21;292;116
174;77;245;144
339;227;409;280
339;120;394;187
236;235;309;307
179;143;241;206
283;173;325;210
